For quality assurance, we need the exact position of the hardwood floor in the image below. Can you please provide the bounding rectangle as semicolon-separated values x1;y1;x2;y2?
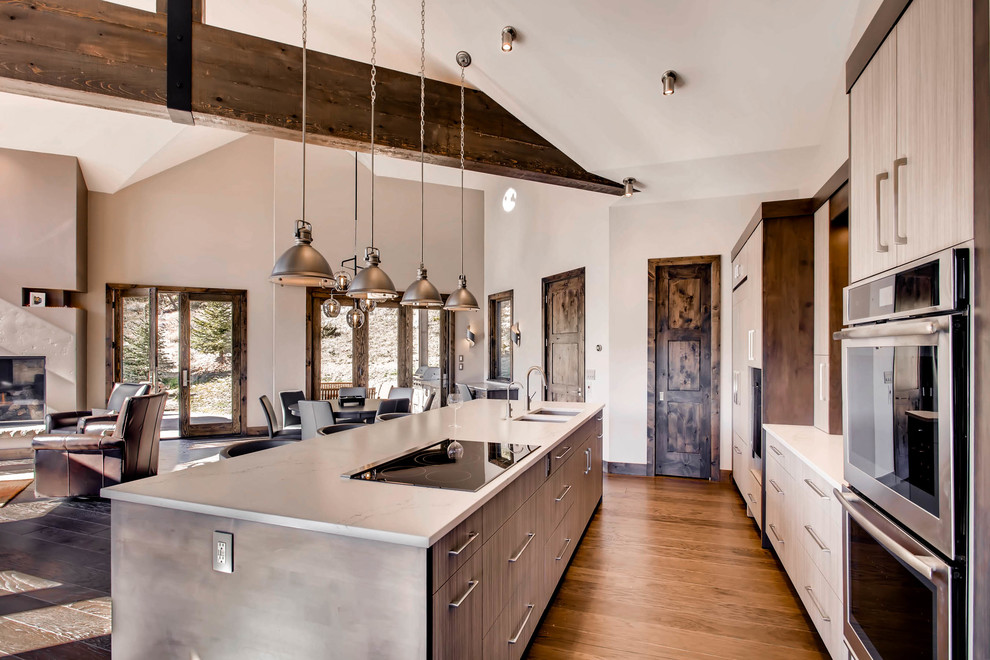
0;451;826;658
525;474;829;659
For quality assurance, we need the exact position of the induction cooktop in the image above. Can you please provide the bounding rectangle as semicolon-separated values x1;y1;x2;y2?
344;440;538;492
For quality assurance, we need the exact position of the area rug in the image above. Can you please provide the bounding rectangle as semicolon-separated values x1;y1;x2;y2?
0;472;35;506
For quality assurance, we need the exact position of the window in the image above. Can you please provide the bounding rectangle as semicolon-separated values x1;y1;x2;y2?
489;290;513;381
367;304;400;395
319;298;354;383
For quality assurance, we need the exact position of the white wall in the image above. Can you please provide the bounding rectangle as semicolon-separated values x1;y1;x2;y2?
607;192;797;468
0;147;87;414
481;177;614;451
86;136;485;429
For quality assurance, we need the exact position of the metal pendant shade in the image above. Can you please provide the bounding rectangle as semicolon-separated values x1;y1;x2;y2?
348;248;397;300
401;266;443;307
270;223;334;287
444;274;480;311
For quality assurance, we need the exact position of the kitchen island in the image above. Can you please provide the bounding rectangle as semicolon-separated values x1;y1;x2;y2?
103;399;604;659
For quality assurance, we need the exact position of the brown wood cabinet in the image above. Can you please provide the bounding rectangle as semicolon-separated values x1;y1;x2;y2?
430;413;603;659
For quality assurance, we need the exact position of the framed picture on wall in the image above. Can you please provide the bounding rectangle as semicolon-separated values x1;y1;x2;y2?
28;292;46;307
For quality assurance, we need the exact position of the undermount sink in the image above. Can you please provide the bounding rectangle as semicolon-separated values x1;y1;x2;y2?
527;408;580;417
516;414;570;423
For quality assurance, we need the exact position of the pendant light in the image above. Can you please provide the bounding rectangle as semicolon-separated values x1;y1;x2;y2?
348;0;398;301
444;52;480;313
322;297;341;318
401;0;443;309
270;0;335;287
346;306;366;329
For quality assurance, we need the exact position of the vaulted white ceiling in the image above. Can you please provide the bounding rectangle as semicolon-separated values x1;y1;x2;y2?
0;0;881;199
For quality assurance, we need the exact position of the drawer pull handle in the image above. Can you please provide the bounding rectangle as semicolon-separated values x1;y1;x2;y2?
585;448;592;475
733;445;742;455
508;533;536;563
804;478;828;499
555;446;572;460
769;445;783;457
769;523;784;544
448;579;478;608
804;586;831;622
804;525;830;552
555;485;572;503
448;531;479;557
555;538;572;561
596;413;603;422
747;492;756;504
596;433;603;439
508;604;535;644
769;479;783;494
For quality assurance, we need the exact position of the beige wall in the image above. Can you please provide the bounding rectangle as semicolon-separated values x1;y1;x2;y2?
0;147;87;413
86;136;485;429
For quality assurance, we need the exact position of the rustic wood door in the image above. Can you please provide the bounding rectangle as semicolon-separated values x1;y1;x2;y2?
543;269;585;403
655;263;712;478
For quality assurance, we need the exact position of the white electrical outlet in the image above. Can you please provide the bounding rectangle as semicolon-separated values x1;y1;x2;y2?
213;531;233;573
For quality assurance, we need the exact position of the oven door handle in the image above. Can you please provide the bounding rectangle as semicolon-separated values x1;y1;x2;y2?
834;489;942;583
833;317;948;341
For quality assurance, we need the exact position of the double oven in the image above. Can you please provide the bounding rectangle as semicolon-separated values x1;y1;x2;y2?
835;247;969;660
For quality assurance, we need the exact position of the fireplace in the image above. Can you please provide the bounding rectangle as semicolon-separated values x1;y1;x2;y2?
0;357;45;425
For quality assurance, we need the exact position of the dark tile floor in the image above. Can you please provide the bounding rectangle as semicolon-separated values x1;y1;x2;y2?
0;437;244;658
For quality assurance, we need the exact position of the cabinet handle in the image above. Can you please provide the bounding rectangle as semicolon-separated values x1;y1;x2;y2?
448;532;479;557
768;523;784;544
893;157;908;245
804;478;828;499
555;538;572;561
596;413;603;422
508;604;535;644
585;448;591;475
769;444;782;457
747;492;756;505
555;485;572;503
508;533;536;563
555;446;572;461
769;479;783;494
733;445;742;455
804;586;831;622
448;579;478;608
732;371;739;405
819;363;826;402
748;329;754;361
805;525;830;553
875;171;889;253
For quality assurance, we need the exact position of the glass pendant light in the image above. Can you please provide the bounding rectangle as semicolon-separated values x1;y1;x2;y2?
346;306;366;329
444;52;480;313
348;1;398;301
322;297;341;318
401;0;443;309
270;0;334;287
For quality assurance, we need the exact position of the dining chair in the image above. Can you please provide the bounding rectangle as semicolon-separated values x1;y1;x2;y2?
377;412;411;422
259;396;302;440
388;387;413;401
339;387;368;399
298;400;336;439
317;423;366;436
456;383;474;401
279;390;305;429
422;391;435;412
375;399;401;419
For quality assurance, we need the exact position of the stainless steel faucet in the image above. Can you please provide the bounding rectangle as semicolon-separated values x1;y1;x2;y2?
505;381;524;420
525;366;548;412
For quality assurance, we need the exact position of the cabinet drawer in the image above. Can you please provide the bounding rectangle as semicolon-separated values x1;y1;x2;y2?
746;478;762;530
432;507;485;593
483;561;543;660
549;436;581;475
483;493;541;627
544;503;581;594
483;460;547;543
432;551;484;660
798;553;840;655
542;452;579;536
765;458;792;570
765;433;796;477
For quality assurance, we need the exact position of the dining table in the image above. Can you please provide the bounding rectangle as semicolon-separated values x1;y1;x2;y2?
289;399;384;424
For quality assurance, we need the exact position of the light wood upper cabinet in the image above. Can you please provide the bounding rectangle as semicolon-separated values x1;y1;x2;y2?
850;0;973;283
894;0;973;265
850;31;897;283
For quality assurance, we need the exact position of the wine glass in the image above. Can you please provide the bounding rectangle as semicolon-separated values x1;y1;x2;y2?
448;391;463;431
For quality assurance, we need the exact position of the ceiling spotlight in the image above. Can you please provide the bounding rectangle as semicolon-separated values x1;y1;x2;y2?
661;70;677;96
622;177;636;198
501;26;516;52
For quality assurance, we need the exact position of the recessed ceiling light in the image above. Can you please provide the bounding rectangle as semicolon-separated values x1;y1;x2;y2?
661;70;677;96
501;26;517;52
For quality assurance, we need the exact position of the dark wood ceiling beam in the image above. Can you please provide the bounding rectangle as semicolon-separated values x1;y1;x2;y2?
0;0;623;195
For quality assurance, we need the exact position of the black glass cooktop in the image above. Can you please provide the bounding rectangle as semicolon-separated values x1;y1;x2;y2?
346;440;538;492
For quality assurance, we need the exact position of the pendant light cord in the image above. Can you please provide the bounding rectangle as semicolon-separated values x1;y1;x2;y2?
301;0;307;223
459;64;466;275
369;0;377;250
419;0;426;266
353;152;359;262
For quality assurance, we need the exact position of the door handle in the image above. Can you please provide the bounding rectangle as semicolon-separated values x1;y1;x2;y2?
875;171;889;253
585;447;592;475
748;330;754;361
893;157;908;245
732;371;739;405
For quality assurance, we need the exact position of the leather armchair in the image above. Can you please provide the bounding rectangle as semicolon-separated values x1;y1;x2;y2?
33;390;166;498
44;382;151;434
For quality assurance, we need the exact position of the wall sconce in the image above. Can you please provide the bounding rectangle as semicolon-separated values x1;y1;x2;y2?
465;327;476;347
501;26;517;52
661;70;677;96
510;323;521;346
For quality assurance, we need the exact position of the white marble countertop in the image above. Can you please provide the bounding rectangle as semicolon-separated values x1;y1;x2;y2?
102;399;603;548
763;424;845;489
